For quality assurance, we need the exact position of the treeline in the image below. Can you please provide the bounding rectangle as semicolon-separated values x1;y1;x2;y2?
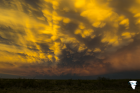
0;77;139;91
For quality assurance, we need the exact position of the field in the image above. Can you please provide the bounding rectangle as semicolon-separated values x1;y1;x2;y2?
0;77;139;93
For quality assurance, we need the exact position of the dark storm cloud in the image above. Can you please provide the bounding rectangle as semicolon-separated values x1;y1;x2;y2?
112;33;140;53
24;0;41;9
54;0;140;76
57;48;87;68
37;42;52;53
59;18;105;50
0;25;25;36
16;53;28;58
0;25;26;46
76;35;105;50
26;41;39;51
0;62;15;67
57;10;92;27
0;35;12;45
56;42;113;75
109;0;139;34
0;0;5;7
22;0;51;25
109;0;135;14
61;22;79;35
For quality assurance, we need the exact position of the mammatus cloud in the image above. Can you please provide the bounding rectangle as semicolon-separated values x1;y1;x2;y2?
0;0;140;77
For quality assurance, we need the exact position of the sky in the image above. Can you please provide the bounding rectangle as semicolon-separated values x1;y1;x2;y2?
0;0;140;79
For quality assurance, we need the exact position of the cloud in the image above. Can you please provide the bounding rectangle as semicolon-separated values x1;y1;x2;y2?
0;0;140;78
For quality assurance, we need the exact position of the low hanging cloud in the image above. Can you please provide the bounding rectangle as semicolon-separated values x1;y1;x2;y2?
0;0;140;77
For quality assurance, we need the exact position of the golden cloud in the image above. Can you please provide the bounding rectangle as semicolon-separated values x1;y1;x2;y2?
0;0;140;77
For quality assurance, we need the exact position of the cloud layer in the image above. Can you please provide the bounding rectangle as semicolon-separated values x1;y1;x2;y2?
0;0;140;77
